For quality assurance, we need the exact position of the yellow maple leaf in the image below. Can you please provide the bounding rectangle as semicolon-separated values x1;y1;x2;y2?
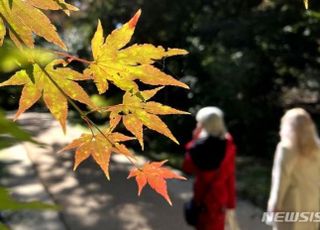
107;87;189;149
25;0;78;15
84;10;189;94
0;59;94;133
60;130;135;179
0;0;78;49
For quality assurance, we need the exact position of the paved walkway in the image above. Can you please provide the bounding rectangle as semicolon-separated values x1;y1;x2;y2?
0;113;271;230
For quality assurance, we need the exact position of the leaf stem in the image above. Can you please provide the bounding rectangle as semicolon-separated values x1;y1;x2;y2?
53;51;92;65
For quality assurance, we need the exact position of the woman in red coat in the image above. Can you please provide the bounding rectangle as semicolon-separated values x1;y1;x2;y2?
183;107;239;230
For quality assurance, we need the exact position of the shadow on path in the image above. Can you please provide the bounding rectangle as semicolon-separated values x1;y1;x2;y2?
22;113;192;230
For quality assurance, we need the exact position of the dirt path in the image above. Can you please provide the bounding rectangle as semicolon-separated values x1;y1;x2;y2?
1;113;271;230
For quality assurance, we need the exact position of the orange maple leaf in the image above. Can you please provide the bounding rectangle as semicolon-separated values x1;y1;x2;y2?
106;87;189;149
0;59;94;132
84;9;189;94
128;160;186;206
60;130;135;179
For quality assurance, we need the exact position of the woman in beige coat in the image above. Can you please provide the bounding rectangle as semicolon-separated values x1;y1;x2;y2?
267;108;320;230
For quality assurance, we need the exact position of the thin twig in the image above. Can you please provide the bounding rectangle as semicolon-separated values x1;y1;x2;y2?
53;51;92;65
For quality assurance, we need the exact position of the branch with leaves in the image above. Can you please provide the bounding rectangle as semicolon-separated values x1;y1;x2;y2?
0;1;188;205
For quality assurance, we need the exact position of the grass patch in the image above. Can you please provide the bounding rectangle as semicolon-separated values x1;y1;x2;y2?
236;156;272;208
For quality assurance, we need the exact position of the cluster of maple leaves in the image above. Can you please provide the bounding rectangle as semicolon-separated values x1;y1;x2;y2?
0;1;188;205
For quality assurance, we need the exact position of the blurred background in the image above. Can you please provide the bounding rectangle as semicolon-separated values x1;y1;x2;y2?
1;0;320;229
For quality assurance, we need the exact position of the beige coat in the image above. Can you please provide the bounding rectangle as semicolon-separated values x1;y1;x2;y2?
268;142;320;230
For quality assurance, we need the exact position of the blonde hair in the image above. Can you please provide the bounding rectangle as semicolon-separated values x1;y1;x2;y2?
280;108;320;156
196;107;227;138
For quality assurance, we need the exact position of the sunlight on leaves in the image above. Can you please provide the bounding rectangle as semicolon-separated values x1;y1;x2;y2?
84;10;189;94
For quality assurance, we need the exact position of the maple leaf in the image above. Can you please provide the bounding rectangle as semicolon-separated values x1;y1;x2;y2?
0;59;94;132
84;9;189;94
25;0;78;15
60;130;135;179
128;160;186;206
107;87;189;149
0;0;78;49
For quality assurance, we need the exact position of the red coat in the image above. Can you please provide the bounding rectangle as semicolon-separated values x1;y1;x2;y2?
183;133;236;230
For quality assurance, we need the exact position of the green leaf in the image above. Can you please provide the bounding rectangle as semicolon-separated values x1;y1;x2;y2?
0;187;59;211
0;43;55;73
0;222;9;230
0;109;39;149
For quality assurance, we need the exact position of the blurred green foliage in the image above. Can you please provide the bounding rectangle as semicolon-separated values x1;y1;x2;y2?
236;157;272;207
0;110;34;149
0;42;55;73
0;222;9;230
0;188;58;211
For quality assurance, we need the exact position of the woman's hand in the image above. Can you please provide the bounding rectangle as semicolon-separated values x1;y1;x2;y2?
192;123;203;138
